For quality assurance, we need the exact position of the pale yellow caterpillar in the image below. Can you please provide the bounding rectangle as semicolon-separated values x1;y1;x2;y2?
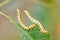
24;10;48;33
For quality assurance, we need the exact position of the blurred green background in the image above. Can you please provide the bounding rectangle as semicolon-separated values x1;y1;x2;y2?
0;0;60;40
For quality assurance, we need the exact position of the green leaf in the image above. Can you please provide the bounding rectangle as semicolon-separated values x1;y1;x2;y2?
9;16;50;40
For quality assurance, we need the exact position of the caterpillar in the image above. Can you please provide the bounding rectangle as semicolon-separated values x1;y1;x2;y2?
17;8;47;33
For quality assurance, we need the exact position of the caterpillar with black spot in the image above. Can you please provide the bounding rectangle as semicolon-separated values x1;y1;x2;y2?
17;8;48;33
